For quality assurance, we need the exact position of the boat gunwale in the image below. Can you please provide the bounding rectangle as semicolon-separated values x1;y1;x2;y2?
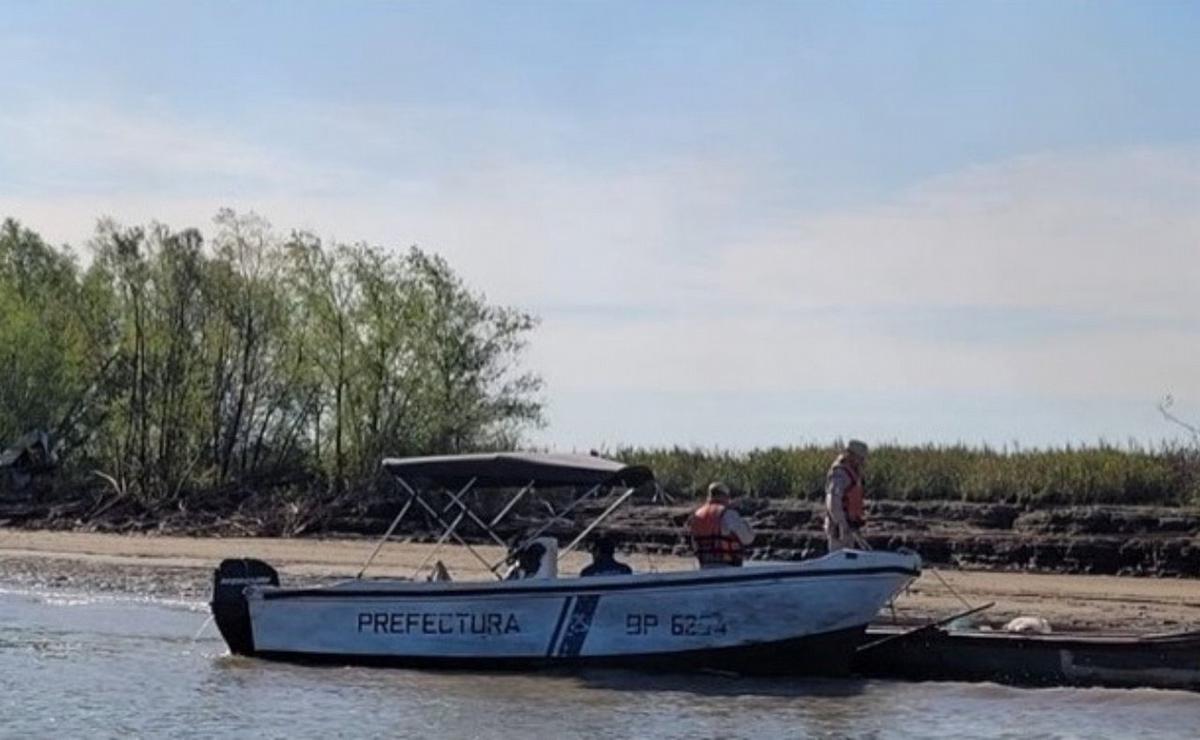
864;624;1200;648
255;562;921;601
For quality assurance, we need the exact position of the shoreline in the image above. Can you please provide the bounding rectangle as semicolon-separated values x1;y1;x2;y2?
7;497;1200;577
2;529;1199;632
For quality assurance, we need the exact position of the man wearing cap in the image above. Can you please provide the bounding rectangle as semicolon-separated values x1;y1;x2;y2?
687;481;755;568
825;440;869;552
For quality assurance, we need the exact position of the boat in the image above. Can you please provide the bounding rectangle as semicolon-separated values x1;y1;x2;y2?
211;452;920;674
855;621;1200;691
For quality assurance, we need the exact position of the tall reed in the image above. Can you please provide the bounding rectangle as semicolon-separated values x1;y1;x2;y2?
616;443;1200;506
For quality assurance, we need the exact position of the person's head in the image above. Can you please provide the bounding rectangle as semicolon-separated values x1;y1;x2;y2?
707;481;732;503
844;439;869;468
591;536;617;561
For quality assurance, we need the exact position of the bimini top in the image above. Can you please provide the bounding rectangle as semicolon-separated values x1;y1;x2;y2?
381;452;653;489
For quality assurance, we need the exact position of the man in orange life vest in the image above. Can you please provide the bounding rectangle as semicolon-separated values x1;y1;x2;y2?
824;440;868;552
688;482;755;568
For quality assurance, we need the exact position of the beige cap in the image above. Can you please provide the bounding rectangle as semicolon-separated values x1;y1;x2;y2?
846;439;869;460
707;481;731;499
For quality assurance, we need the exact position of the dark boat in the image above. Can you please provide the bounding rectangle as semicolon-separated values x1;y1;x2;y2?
854;624;1200;691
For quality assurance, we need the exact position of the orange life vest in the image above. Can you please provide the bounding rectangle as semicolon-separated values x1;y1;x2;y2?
830;458;866;527
689;502;743;566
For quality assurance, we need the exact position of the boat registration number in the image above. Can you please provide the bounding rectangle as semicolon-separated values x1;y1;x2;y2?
626;612;728;637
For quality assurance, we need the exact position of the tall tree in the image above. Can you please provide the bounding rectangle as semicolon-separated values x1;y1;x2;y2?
0;212;545;508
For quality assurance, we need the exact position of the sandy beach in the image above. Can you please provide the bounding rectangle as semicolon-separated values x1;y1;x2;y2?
2;529;1198;632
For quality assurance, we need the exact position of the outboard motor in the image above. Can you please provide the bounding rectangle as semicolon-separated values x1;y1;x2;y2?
211;558;279;656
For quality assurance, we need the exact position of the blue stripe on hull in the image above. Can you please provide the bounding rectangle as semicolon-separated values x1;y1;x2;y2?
556;595;601;657
545;597;574;656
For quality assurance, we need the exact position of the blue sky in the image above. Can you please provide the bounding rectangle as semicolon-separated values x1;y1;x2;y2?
2;1;1198;450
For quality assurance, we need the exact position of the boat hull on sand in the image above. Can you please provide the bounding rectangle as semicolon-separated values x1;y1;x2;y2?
213;549;919;675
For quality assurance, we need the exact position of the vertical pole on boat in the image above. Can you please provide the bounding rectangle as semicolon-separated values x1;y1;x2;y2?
356;491;415;579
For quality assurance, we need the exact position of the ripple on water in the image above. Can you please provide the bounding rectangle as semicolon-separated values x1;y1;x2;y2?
2;589;1199;739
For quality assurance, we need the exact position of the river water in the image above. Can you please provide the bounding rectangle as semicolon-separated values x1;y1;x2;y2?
1;588;1198;739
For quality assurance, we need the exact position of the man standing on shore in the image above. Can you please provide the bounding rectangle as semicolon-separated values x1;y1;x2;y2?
688;482;755;567
824;440;868;552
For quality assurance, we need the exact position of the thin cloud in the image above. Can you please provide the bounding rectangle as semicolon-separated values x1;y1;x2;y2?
710;146;1200;317
0;101;356;196
1;100;1197;446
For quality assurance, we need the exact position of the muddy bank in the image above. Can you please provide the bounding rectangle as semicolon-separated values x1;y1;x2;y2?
599;499;1200;578
3;494;1199;577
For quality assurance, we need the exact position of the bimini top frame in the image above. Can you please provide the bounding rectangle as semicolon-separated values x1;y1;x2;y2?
381;452;653;489
357;453;656;580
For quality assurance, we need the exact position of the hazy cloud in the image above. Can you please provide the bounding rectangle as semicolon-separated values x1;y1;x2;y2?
1;101;1197;447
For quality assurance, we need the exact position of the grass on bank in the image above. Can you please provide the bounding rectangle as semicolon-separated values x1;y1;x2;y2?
617;443;1200;507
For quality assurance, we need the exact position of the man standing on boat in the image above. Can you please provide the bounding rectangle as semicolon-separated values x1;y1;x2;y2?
688;481;755;567
825;440;868;552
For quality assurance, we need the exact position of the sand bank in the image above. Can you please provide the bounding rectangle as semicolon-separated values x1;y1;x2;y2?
2;529;1197;632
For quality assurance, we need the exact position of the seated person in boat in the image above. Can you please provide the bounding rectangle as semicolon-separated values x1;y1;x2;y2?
687;481;755;568
580;536;632;577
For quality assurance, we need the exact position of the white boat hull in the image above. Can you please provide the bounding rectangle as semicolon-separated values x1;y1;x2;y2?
214;550;919;675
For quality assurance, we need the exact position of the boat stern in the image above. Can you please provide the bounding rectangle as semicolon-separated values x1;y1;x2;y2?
211;558;279;656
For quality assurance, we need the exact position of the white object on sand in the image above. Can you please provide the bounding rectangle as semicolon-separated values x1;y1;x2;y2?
1004;616;1052;634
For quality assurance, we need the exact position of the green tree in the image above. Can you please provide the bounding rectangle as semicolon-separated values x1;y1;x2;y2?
0;212;545;510
405;248;543;452
0;219;104;452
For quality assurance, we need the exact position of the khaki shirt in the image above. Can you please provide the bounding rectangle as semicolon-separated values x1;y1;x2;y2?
825;467;854;530
719;507;756;546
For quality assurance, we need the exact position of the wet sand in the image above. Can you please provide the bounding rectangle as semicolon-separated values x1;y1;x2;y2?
2;529;1198;632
